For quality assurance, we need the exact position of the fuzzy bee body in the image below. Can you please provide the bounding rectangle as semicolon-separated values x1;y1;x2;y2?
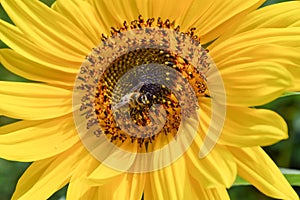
127;92;151;108
115;92;150;109
114;83;171;110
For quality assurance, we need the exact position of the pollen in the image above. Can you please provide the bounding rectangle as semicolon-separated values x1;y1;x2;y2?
93;47;208;151
101;15;201;45
75;15;211;152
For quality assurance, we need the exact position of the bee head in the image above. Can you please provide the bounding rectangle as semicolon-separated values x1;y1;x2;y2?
137;92;151;105
114;92;139;109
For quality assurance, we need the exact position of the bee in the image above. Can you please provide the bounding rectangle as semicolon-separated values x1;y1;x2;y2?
114;92;151;109
114;83;171;110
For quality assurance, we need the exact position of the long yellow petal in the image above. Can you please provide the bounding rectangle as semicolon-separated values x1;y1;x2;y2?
188;177;230;200
0;81;72;120
220;44;300;92
0;114;79;162
211;44;300;92
210;28;300;94
135;0;194;26
210;61;293;106
239;1;300;30
89;0;264;44
136;0;264;44
52;0;104;46
210;1;300;47
145;170;230;200
186;135;237;188
97;173;145;200
0;49;76;88
0;20;82;71
212;44;300;70
204;187;230;200
87;161;145;200
198;99;289;147
187;0;265;44
146;156;188;199
66;153;100;200
87;0;124;36
87;164;124;186
229;146;299;200
81;187;99;200
219;107;288;147
287;59;300;91
210;27;300;53
11;142;87;200
1;0;93;57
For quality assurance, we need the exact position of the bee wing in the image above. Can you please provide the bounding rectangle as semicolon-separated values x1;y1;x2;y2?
113;92;140;110
131;81;146;92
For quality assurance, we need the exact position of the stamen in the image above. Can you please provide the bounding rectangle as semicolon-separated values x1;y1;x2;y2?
75;15;211;153
93;47;208;150
100;15;201;44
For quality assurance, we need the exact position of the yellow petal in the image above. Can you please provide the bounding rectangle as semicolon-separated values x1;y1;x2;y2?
89;0;264;44
0;49;76;88
67;154;100;199
210;27;300;53
287;63;300;91
97;173;145;200
189;177;230;200
206;187;230;200
186;0;265;44
87;164;124;186
146;156;188;199
87;162;145;200
0;114;79;162
201;187;230;200
198;99;288;147
86;143;145;199
144;162;230;200
1;0;93;57
52;0;104;46
219;107;288;147
229;146;299;200
12;142;86;200
0;20;82;70
80;187;99;200
0;81;72;120
211;61;293;106
210;1;300;47
234;1;300;33
135;0;194;25
87;0;125;36
155;0;264;44
186;134;237;188
197;98;226;148
212;44;300;70
210;44;300;92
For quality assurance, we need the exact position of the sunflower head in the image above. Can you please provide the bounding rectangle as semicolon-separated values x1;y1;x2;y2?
0;0;299;199
72;26;225;172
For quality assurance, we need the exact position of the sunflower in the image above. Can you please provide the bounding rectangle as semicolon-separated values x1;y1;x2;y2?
0;0;300;199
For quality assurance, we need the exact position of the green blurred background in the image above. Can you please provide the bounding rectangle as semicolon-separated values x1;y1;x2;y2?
0;0;299;199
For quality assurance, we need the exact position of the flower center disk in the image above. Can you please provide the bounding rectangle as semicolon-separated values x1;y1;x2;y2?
94;48;206;151
72;16;216;172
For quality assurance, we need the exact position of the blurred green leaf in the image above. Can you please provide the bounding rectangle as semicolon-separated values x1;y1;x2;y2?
0;159;30;200
233;176;249;186
280;92;300;98
0;4;13;24
0;64;32;82
281;168;300;186
39;0;56;6
261;0;294;7
233;168;300;186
